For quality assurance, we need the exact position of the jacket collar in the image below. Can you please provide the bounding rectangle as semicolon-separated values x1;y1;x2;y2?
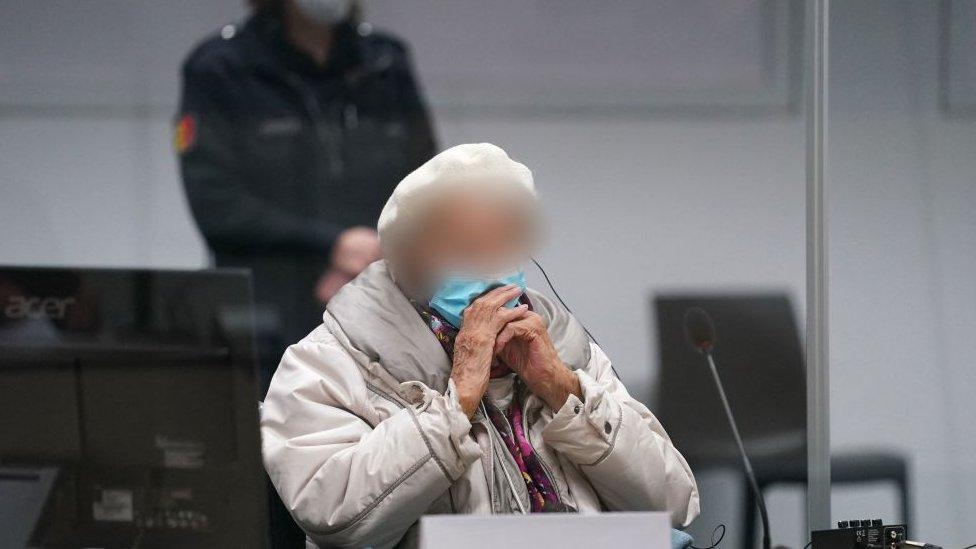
327;261;453;391
241;12;391;85
326;260;592;393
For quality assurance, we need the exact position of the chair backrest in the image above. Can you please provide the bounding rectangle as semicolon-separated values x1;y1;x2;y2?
653;293;806;467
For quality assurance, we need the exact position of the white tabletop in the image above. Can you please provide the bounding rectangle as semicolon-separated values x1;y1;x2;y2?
420;511;671;549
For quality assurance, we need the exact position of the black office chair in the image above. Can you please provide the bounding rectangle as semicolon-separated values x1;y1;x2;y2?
654;294;911;549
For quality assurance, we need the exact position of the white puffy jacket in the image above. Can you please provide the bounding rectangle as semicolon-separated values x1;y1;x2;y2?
261;261;699;548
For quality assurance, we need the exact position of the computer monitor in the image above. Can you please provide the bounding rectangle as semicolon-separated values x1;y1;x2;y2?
0;267;267;548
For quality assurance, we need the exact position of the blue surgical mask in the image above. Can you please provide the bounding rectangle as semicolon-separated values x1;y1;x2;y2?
428;269;526;328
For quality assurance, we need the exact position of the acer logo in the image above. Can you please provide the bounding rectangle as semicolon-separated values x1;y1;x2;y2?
4;296;76;320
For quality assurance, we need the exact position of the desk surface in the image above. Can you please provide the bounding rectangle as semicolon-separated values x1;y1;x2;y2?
419;512;671;549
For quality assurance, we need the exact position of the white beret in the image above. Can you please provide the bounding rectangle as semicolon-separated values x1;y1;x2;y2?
377;143;536;252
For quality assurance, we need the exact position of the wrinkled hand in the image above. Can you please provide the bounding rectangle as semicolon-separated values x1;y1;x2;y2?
451;285;530;418
494;311;582;411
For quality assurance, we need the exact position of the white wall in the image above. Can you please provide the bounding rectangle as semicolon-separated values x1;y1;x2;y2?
0;0;242;269
0;1;973;547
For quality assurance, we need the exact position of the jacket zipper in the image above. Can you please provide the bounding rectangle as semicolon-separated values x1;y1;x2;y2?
519;387;564;504
284;72;344;177
481;401;529;514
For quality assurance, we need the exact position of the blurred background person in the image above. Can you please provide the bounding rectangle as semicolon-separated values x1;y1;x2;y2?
175;0;437;393
176;2;435;546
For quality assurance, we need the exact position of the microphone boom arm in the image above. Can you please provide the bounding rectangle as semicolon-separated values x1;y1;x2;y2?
705;351;772;549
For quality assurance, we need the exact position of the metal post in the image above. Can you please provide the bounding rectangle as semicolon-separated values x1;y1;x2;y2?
805;0;831;532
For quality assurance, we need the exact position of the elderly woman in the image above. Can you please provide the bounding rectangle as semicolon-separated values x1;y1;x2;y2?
261;143;699;548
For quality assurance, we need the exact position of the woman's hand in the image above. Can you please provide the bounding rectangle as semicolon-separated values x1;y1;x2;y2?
494;311;583;411
451;285;529;417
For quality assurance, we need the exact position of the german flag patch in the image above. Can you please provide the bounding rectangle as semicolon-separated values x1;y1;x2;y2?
173;113;197;154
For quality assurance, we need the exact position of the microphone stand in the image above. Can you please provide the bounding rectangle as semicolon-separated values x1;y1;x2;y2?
704;351;772;549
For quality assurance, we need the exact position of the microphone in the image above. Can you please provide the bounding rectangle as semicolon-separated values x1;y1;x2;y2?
683;307;772;549
683;306;716;354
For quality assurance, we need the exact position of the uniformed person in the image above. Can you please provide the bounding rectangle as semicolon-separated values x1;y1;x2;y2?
176;0;436;394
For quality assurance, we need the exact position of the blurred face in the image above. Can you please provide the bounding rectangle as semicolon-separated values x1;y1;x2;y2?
395;187;535;298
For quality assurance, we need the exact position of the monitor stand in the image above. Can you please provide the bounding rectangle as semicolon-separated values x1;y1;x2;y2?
0;467;58;549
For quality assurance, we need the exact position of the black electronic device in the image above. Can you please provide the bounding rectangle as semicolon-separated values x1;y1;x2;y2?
0;267;267;548
812;520;908;549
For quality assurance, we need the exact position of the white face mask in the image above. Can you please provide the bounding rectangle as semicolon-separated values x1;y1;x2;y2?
293;0;354;25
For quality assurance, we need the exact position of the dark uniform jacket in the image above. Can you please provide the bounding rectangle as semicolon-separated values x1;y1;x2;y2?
176;13;436;383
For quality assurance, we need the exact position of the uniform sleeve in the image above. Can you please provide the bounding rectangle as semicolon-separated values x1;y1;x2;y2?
261;339;482;548
541;343;701;527
177;58;342;254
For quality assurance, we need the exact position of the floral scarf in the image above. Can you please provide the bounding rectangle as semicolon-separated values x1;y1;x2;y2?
417;296;565;512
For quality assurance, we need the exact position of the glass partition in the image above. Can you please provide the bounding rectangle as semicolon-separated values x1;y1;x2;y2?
0;1;817;547
827;1;976;545
371;2;810;547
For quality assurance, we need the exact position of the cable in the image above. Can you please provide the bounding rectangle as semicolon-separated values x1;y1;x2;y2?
530;257;625;381
530;257;601;346
959;545;976;549
690;524;727;549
